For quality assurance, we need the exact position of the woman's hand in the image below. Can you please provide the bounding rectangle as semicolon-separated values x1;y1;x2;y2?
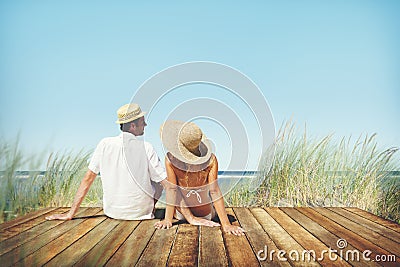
188;217;221;227
154;219;173;229
222;224;245;236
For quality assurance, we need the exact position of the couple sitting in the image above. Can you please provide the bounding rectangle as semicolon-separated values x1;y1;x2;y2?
46;103;244;236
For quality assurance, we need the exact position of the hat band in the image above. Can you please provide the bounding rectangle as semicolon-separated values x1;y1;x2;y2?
119;110;141;122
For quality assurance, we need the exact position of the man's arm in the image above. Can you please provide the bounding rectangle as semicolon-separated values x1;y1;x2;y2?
154;158;178;229
46;169;97;220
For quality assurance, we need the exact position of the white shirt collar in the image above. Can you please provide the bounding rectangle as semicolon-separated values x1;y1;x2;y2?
119;132;137;140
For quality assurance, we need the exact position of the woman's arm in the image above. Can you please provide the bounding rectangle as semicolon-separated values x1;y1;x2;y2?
208;155;245;236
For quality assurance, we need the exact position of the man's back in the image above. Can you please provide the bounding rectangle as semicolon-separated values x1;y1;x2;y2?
89;132;164;220
45;103;166;221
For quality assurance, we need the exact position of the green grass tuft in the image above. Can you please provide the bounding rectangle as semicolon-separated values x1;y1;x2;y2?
0;140;102;223
226;121;400;223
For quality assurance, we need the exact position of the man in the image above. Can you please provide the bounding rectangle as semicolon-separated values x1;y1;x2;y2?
46;103;167;220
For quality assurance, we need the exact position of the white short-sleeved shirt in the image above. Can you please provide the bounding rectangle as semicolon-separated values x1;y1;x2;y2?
88;132;166;220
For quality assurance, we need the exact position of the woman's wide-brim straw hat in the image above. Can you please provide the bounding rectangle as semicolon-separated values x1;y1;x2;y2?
160;120;212;165
115;103;146;124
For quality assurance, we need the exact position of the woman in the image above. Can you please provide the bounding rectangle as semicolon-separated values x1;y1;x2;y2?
154;120;245;236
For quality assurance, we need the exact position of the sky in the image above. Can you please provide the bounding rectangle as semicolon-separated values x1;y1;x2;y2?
0;1;399;170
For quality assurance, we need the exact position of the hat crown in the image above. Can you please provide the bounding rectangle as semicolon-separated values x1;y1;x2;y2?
117;103;140;118
179;122;202;152
116;103;145;124
160;120;212;169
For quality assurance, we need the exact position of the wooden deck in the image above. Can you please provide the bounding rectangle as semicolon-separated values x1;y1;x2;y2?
0;207;399;266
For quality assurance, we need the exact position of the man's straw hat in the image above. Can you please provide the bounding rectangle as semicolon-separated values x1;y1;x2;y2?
115;103;146;124
160;120;212;165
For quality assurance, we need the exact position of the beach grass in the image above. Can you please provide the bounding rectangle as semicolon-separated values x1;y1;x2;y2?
225;121;400;223
1;122;399;223
0;140;102;223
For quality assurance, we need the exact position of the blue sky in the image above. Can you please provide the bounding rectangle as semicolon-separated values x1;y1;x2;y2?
1;1;399;170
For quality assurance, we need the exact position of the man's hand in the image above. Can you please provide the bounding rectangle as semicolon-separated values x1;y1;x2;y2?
222;224;245;236
188;217;221;227
154;219;173;229
45;169;96;222
45;213;73;221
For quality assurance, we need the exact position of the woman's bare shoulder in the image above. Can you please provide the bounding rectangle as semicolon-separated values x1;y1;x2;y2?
209;153;218;165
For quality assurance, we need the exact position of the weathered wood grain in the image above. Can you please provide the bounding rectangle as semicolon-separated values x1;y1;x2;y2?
105;219;156;266
136;224;177;267
167;224;199;267
0;207;56;232
0;208;100;267
344;208;400;233
282;208;379;267
252;207;320;267
17;210;106;266
314;207;400;257
0;208;60;241
268;207;350;266
199;225;228;267
0;207;398;267
223;208;260;267
0;208;70;256
328;207;400;243
44;218;120;266
297;207;400;266
233;207;289;267
74;219;140;266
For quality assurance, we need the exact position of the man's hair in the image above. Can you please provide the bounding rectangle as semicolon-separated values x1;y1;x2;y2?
120;117;140;132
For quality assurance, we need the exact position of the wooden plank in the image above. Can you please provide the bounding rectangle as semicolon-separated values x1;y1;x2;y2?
281;208;380;267
0;208;100;267
44;218;120;266
1;207;398;266
297;208;400;266
328;208;400;243
136;225;177;267
344;207;400;233
105;219;156;266
0;208;71;256
199;225;229;267
74;220;140;266
251;207;320;267
0;208;67;242
167;224;199;267
0;207;56;231
16;209;107;266
314;207;400;257
233;207;290;267
267;207;350;266
223;208;260;267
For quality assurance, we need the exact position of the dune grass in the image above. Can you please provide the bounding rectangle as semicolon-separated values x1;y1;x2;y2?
225;121;400;223
0;140;102;223
1;121;399;223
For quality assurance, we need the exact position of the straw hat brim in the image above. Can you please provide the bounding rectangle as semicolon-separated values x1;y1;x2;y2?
160;120;212;165
115;111;146;124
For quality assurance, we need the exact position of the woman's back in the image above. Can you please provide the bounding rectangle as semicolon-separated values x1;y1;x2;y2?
168;153;216;215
